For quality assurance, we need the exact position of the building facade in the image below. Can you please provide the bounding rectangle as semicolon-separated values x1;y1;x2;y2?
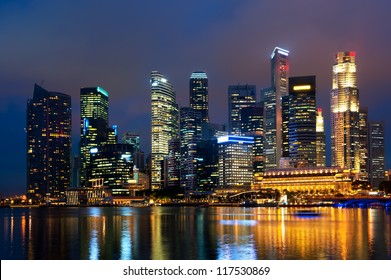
150;71;179;189
228;85;256;135
288;76;317;167
218;135;254;190
80;86;110;187
190;71;209;124
262;47;290;169
330;52;360;171
27;84;72;202
316;108;326;167
369;121;385;189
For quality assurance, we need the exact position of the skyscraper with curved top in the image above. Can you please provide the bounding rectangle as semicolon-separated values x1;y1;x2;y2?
151;71;179;189
330;52;360;170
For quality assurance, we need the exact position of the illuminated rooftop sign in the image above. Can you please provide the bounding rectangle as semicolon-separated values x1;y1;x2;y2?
293;85;311;91
270;47;290;59
97;86;108;97
217;135;254;144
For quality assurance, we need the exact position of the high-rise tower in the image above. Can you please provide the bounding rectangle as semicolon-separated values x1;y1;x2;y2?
27;84;72;202
316;108;326;167
151;71;179;189
330;52;360;170
288;76;317;168
228;84;256;135
369;121;385;189
262;47;290;169
190;71;209;124
80;86;109;187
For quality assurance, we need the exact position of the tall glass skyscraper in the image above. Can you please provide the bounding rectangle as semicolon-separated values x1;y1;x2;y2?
369;121;385;189
262;47;290;169
190;71;209;124
80;86;109;187
330;52;360;170
316;108;326;167
27;84;72;203
228;84;256;135
151;71;179;189
288;76;317;167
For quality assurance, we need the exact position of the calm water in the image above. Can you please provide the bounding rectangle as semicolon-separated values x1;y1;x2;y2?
1;206;391;260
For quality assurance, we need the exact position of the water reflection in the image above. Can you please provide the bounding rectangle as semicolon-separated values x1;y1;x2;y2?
1;207;391;260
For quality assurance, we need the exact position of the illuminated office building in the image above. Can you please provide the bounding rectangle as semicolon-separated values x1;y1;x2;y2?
27;84;72;202
122;131;144;170
180;107;202;193
167;138;181;189
369;121;385;189
262;47;290;169
218;135;254;190
240;105;264;186
359;106;369;179
330;52;360;170
90;143;133;188
288;76;317;168
150;71;179;189
316;108;326;167
190;71;209;124
80;86;109;187
228;85;256;135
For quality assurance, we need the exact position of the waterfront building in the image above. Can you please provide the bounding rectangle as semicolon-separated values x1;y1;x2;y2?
228;84;256;135
359;106;369;179
316;108;326;167
262;167;355;194
122;131;145;170
197;139;219;190
80;86;109;187
180;107;202;193
190;71;209;124
150;71;179;189
369;121;385;189
167;138;181;189
330;52;360;171
240;105;264;186
90;143;134;188
262;47;290;169
27;84;72;203
288;76;317;168
218;135;254;190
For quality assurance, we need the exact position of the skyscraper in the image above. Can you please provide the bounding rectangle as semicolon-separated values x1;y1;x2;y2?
262;47;290;169
240;105;264;185
151;71;179;189
180;107;202;193
316;108;326;167
369;121;385;189
122;131;145;170
359;106;369;179
218;135;254;190
190;71;209;124
288;76;317;168
27;84;72;202
80;86;109;187
330;52;360;170
228;84;256;135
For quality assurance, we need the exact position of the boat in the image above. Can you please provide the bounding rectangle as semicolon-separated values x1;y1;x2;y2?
294;209;321;217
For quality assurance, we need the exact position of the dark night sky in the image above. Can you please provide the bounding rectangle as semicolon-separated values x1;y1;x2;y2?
1;0;391;196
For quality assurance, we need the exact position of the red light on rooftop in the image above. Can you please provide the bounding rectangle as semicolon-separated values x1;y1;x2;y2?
350;51;356;56
317;108;322;113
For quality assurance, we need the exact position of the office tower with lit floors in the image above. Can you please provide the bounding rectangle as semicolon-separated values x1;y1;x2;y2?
316;108;326;167
179;107;202;193
190;71;209;124
369;121;385;189
330;52;360;171
79;86;110;187
262;47;290;169
288;76;317;168
359;106;369;179
228;84;256;135
150;71;179;189
218;135;254;190
27;84;72;203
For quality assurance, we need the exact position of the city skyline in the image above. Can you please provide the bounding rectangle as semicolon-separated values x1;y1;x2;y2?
1;0;391;195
